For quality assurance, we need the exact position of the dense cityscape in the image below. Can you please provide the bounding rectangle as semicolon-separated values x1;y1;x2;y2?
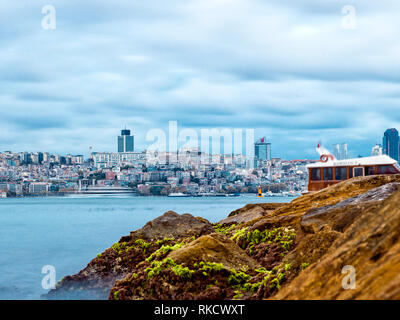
0;128;399;198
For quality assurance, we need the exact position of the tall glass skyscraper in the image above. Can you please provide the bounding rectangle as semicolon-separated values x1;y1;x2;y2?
118;129;134;153
383;128;399;161
254;137;271;167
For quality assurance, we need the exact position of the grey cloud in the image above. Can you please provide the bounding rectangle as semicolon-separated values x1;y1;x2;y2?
7;116;68;130
0;69;46;83
16;93;79;102
0;0;399;158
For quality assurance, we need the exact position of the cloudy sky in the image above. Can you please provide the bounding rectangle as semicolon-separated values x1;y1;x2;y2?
1;0;400;159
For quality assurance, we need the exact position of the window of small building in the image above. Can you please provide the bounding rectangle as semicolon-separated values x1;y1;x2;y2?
377;165;398;174
354;167;364;177
323;167;333;180
348;167;353;178
310;168;321;181
335;167;347;180
365;166;375;176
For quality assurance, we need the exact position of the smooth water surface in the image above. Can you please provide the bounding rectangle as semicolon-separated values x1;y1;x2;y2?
0;195;292;299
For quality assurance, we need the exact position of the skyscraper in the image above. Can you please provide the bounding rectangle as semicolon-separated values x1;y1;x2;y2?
118;129;134;153
254;137;271;168
383;128;399;161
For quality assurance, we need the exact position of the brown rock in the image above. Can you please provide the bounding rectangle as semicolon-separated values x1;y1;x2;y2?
228;203;285;217
301;183;400;234
45;211;214;300
248;214;299;232
218;206;265;225
273;189;400;300
244;175;400;237
271;174;400;220
167;233;259;270
130;210;215;241
285;230;341;270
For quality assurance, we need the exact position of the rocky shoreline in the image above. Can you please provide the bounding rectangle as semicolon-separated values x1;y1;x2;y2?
45;174;400;300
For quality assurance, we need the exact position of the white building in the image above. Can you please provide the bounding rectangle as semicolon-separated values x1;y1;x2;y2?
91;152;146;168
0;183;23;194
29;183;49;194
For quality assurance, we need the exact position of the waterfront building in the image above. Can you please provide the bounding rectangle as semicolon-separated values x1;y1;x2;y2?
29;182;49;194
0;183;23;194
307;154;400;192
383;128;400;161
118;129;134;153
91;151;146;168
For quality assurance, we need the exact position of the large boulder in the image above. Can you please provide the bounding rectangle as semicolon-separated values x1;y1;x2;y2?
219;203;286;226
129;211;214;241
227;203;285;218
168;233;259;270
218;205;265;225
301;183;400;233
244;175;400;233
274;187;400;299
44;211;214;300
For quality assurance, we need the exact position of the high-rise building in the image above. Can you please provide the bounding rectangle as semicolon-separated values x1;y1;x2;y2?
118;129;134;153
383;128;399;161
254;137;271;167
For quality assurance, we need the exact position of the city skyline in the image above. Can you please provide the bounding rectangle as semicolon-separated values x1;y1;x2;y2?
1;1;400;159
1;126;397;161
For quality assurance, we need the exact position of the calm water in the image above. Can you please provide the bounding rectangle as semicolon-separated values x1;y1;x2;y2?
0;195;291;300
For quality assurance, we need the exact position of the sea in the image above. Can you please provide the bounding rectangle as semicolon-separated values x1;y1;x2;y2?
0;195;292;300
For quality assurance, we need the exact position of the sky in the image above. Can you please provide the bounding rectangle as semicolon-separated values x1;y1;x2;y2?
1;0;400;159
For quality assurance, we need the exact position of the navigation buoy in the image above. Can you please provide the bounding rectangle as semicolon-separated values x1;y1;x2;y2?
257;187;263;198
